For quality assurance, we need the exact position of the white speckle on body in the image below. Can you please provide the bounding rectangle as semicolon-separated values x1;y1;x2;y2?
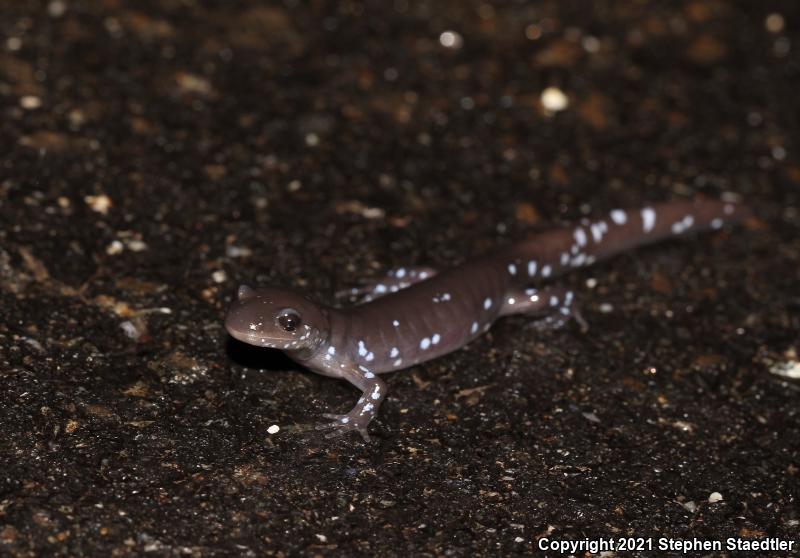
389;347;399;358
560;252;569;265
550;296;558;306
527;260;537;276
393;358;403;367
711;218;723;229
641;207;656;233
610;209;627;225
365;352;374;362
508;263;517;275
392;320;400;327
375;284;387;293
396;268;406;278
340;417;349;424
483;298;492;309
431;333;441;345
507;297;515;305
574;228;587;246
590;222;607;243
542;265;552;277
470;321;479;334
420;337;431;350
364;371;375;378
327;346;336;355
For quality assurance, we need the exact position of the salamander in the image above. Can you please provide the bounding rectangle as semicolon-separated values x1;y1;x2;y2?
225;198;749;441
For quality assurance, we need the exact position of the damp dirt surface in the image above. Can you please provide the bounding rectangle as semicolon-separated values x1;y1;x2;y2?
1;1;800;556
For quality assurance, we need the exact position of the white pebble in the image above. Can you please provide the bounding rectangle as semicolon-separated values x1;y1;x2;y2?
540;87;569;112
439;30;463;49
20;95;42;110
85;194;112;215
106;240;124;255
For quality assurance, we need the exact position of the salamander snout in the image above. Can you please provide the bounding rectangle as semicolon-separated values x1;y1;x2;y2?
225;285;329;351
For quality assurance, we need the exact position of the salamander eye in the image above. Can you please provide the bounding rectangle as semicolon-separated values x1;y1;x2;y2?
277;309;301;332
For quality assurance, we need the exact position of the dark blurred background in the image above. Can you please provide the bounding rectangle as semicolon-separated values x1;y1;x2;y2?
1;1;798;556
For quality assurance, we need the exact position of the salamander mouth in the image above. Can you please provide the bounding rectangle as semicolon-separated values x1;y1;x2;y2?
227;329;276;347
225;322;305;350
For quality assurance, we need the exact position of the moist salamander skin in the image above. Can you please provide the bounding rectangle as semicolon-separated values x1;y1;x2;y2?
225;198;749;441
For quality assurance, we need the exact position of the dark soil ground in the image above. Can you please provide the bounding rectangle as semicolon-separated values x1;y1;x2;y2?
1;1;799;556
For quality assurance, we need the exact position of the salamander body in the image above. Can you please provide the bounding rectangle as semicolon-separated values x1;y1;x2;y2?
225;199;748;440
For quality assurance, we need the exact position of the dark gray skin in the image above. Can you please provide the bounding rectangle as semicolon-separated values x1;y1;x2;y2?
225;199;749;441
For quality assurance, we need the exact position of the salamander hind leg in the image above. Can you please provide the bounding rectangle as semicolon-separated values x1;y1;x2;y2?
336;266;438;304
502;286;588;332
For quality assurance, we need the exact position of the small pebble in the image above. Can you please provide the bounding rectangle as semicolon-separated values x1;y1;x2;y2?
267;424;280;435
48;0;67;17
20;96;42;110
540;87;569;112
127;239;147;252
439;30;463;49
765;13;785;33
211;269;227;284
582;412;601;423
770;360;800;379
226;245;252;258
120;321;140;340
305;133;319;147
106;240;124;255
708;492;723;503
85;194;112;215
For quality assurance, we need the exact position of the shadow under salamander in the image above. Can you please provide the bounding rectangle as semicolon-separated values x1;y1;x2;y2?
225;336;298;372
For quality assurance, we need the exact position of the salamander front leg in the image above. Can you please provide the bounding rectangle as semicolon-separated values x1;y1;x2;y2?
315;365;387;442
336;266;438;303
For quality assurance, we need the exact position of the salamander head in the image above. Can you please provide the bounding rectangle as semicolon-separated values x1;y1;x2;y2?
225;285;329;351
